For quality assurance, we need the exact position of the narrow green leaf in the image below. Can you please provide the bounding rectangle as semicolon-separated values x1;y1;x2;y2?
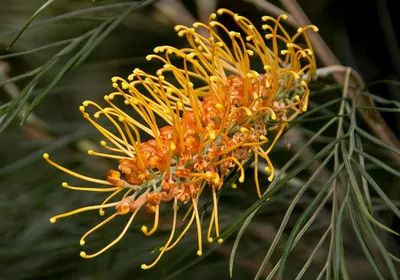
334;193;348;279
316;263;328;280
352;158;400;220
7;0;56;49
0;2;133;37
276;164;345;280
22;0;155;121
0;127;90;176
361;92;400;108
22;18;113;121
231;119;338;279
389;253;400;263
355;148;400;178
355;134;372;212
71;0;156;70
267;114;347;125
0;84;36;133
266;187;335;280
365;79;400;88
0;34;88;133
348;202;385;280
0;38;75;60
295;226;331;280
254;151;335;280
352;195;399;280
342;146;400;237
356;127;400;156
221;134;348;241
0;67;42;89
357;106;400;113
229;210;257;278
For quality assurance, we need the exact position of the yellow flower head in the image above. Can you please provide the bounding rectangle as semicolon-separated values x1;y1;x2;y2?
44;9;317;269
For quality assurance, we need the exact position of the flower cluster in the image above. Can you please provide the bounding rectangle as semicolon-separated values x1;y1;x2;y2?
44;9;317;269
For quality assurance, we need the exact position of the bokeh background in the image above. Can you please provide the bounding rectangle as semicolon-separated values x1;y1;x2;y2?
1;0;400;279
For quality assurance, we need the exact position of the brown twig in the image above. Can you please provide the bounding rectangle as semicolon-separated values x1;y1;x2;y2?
280;0;400;167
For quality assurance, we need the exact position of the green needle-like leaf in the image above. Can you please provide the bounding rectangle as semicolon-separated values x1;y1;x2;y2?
7;0;56;49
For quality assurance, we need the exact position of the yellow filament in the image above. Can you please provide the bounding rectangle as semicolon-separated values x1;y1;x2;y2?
212;187;220;240
254;153;262;198
88;150;128;160
80;207;141;258
220;133;250;154
265;124;285;154
129;80;172;134
100;141;125;153
241;106;277;127
105;93;155;137
121;121;145;169
214;157;245;183
113;84;161;147
182;204;193;222
254;147;275;182
80;213;118;245
50;202;119;223
191;196;203;256
207;206;216;242
84;100;133;154
164;210;196;251
141;198;179;269
99;188;125;216
182;182;205;222
165;143;176;175
43;153;112;185
242;139;269;147
141;204;160;236
61;182;119;192
80;107;135;158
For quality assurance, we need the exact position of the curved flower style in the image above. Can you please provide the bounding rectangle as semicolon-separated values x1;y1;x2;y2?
44;9;317;269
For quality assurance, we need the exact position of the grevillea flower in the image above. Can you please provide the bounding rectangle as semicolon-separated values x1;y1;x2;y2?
43;9;317;269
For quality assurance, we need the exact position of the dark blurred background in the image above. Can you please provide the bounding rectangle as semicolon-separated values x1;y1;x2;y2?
0;0;399;279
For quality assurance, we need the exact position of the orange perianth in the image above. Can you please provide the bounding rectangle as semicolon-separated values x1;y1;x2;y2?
116;193;147;215
106;169;129;188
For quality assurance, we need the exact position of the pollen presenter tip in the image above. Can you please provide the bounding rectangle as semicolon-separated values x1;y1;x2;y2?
50;217;56;223
80;240;85;246
197;250;203;256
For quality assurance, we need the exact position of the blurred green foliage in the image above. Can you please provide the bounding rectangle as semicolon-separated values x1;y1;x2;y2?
1;1;400;279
